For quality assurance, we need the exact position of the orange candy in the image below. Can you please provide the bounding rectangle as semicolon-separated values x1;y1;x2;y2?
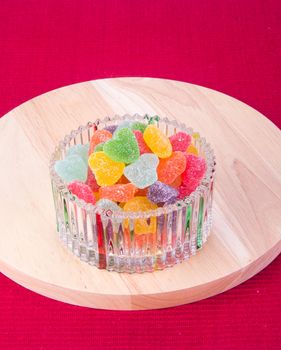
99;183;137;202
157;151;186;185
170;175;182;188
89;130;112;154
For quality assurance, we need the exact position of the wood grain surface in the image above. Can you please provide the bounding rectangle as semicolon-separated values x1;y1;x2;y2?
0;77;280;310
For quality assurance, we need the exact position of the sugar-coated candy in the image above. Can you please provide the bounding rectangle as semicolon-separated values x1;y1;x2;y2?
88;151;125;186
170;176;182;188
147;181;178;204
133;130;151;154
177;180;199;199
103;128;140;164
114;120;134;133
169;132;191;152
124;154;159;189
157;151;186;185
104;125;118;134
131;121;147;133
99;183;137;202
86;167;100;192
186;143;198;156
143;125;172;158
117;175;130;184
123;197;158;235
66;144;89;165
68;181;96;204
55;155;87;183
94;142;105;152
182;154;206;184
89;130;112;154
96;198;122;216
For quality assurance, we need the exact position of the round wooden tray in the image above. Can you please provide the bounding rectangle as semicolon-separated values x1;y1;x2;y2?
0;78;280;310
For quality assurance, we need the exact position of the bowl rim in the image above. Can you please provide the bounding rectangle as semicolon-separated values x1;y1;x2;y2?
49;114;216;220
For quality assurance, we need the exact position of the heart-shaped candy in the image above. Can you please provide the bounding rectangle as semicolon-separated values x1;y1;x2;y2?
88;151;125;186
66;144;89;165
124;154;159;189
103;127;140;164
54;155;87;183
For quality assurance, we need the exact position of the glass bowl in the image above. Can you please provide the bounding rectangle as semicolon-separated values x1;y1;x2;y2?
49;114;216;273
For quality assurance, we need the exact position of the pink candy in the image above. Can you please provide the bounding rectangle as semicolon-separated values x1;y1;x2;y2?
169;132;191;152
86;168;100;192
68;181;96;204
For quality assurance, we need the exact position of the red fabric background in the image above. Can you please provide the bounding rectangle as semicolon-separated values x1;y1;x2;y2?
0;1;280;349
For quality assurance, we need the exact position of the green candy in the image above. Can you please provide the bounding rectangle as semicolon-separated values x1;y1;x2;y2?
103;127;140;164
94;142;105;152
131;121;147;133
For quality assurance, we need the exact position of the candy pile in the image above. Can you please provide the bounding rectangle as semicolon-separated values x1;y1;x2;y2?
54;119;207;214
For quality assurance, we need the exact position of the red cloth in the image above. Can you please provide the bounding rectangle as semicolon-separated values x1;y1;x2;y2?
0;1;280;349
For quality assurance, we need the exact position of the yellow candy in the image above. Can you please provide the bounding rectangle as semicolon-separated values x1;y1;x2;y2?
186;143;199;156
192;132;200;140
88;151;125;186
123;196;158;235
143;125;172;159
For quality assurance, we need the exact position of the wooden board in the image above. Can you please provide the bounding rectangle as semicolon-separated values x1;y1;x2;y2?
0;77;280;310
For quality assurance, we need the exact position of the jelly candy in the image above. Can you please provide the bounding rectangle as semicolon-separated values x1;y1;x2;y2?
103;128;140;164
104;125;118;134
133;130;151;155
94;191;100;201
86;167;100;192
170;176;182;188
186;143;198;156
147;181;178;204
117;175;130;184
157;151;186;185
114;120;134;133
169;132;191;152
94;142;105;152
143;125;172;158
99;183;137;202
89;130;112;154
96;198;122;216
123;197;158;235
181;154;206;191
68;181;96;204
177;180;199;199
88;151;125;186
66;144;89;165
131;121;147;133
55;155;87;183
124;154;159;189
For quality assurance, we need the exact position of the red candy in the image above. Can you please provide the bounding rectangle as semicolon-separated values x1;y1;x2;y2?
89;130;112;154
180;154;206;197
99;183;137;202
169;132;191;152
86;168;100;192
157;151;186;185
133;130;151;154
68;181;96;204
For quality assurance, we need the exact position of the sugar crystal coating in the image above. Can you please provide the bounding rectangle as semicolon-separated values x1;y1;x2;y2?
182;154;206;185
88;151;125;186
170;175;182;188
66;144;89;165
68;181;96;204
157;151;186;185
143;125;172;158
54;155;87;183
169;132;191;152
94;142;105;152
147;181;178;204
99;183;137;202
103;127;140;164
124;153;159;189
86;167;100;192
89;130;112;154
133;130;151;154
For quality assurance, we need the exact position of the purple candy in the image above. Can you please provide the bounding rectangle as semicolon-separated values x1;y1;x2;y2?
147;181;178;204
104;125;118;134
